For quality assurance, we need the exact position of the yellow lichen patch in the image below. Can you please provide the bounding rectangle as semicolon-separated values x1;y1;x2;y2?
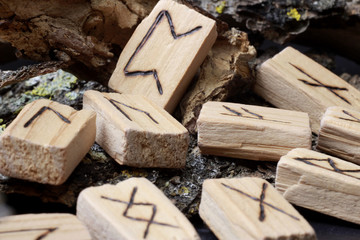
0;119;6;135
287;8;301;21
179;186;190;195
216;1;226;14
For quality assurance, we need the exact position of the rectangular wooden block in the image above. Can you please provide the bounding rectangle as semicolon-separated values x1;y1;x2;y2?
199;177;316;240
0;213;91;240
197;101;311;161
0;99;96;185
317;106;360;165
108;0;217;113
83;90;189;168
255;46;360;132
77;177;200;240
276;148;360;225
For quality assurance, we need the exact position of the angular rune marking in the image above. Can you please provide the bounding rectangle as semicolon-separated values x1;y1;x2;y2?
124;10;202;95
339;110;360;123
289;62;350;104
101;187;178;239
222;183;300;222
106;98;159;124
24;106;71;128
294;157;360;180
222;105;290;124
0;227;58;240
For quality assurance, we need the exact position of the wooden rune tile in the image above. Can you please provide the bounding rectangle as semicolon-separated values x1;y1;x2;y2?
199;177;316;240
77;177;200;240
255;47;360;132
83;90;189;168
0;99;96;185
0;213;91;240
317;106;360;165
276;148;360;225
197;101;311;161
108;0;217;113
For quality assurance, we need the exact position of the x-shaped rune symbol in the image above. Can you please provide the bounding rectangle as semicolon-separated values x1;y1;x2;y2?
221;183;300;222
124;10;202;95
289;63;350;104
294;157;360;180
101;187;178;239
23;106;71;128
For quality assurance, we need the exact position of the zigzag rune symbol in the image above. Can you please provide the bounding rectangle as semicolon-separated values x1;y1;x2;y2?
124;10;202;95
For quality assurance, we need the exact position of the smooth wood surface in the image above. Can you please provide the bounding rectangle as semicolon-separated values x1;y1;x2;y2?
276;148;360;225
255;46;360;132
0;213;91;240
317;106;360;165
83;90;189;168
199;177;316;240
197;101;311;161
108;0;217;113
77;177;200;240
0;99;96;185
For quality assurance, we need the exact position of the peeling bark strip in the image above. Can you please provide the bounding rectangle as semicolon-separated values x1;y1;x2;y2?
101;187;178;239
0;227;58;240
24;106;71;128
124;10;202;95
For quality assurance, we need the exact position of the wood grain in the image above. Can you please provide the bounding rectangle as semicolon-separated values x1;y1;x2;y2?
83;90;189;168
276;148;360;225
0;99;96;185
255;46;360;132
77;177;200;240
108;0;217;112
0;213;91;240
199;177;316;240
197;101;311;161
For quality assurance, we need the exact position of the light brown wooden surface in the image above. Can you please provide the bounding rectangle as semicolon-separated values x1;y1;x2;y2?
197;101;311;161
276;148;360;225
0;213;91;240
83;90;189;168
199;177;316;240
317;106;360;165
77;177;200;240
255;46;360;132
0;99;96;185
108;0;217;113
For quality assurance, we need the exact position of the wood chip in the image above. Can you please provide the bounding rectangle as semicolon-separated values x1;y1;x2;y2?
108;0;217;113
317;106;360;165
197;101;311;161
0;99;96;185
77;177;200;240
276;148;360;225
83;90;189;168
199;177;316;240
0;213;91;240
255;46;360;132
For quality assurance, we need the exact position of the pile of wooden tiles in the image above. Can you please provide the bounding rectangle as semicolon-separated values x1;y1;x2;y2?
0;0;360;239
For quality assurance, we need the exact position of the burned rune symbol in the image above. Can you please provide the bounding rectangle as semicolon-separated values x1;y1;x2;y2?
124;10;202;95
222;105;290;124
106;98;159;124
24;106;71;128
0;227;58;240
101;187;178;239
289;62;350;104
294;157;360;180
222;183;300;222
339;110;360;123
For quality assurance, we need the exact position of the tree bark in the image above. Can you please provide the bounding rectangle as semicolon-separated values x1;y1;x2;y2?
0;0;158;85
